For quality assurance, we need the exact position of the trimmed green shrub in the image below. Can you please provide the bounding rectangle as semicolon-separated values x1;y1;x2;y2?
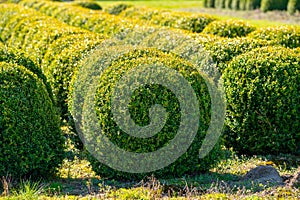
74;48;223;180
42;33;104;117
140;31;266;73
120;6;216;33
288;0;300;14
0;45;65;179
249;25;300;48
0;43;53;103
193;33;222;45
0;4;40;42
261;0;289;12
20;0;216;34
74;1;102;10
0;4;105;117
105;3;132;15
0;4;89;64
202;19;256;38
19;0;139;36
223;46;300;155
7;18;87;64
203;37;268;72
173;12;216;33
231;0;240;10
0;4;105;149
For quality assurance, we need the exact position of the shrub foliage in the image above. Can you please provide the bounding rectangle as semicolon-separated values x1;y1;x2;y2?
249;25;300;48
105;3;132;15
75;48;223;180
74;1;102;10
0;44;64;179
120;6;216;33
202;19;256;38
0;3;105;116
223;46;300;155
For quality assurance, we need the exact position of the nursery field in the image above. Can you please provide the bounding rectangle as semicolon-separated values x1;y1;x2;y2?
0;0;299;199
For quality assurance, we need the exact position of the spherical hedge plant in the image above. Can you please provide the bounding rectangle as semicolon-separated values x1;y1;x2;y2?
73;48;224;180
223;46;300;155
74;1;102;10
203;37;268;73
0;44;53;103
120;6;216;33
249;25;300;48
0;4;105;117
105;3;132;15
202;19;256;38
0;47;65;179
20;0;136;37
41;33;104;117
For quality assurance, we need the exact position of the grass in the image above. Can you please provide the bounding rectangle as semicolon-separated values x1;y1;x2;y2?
96;0;205;9
0;144;298;199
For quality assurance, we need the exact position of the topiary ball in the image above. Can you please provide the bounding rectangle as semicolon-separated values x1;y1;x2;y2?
75;2;102;10
202;19;256;38
223;46;300;155
0;46;65;179
249;25;300;48
73;48;224;180
105;3;132;15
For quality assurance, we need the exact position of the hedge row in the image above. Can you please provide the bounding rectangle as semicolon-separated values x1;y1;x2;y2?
21;0;257;41
202;19;256;38
248;25;300;48
19;0;144;36
202;37;269;72
223;46;300;155
0;4;105;117
118;6;217;33
105;3;133;15
69;1;216;33
0;3;225;180
18;0;197;43
3;1;298;179
20;0;217;34
0;43;65;179
73;1;102;10
21;0;298;49
0;41;53;104
137;30;268;73
193;35;299;156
